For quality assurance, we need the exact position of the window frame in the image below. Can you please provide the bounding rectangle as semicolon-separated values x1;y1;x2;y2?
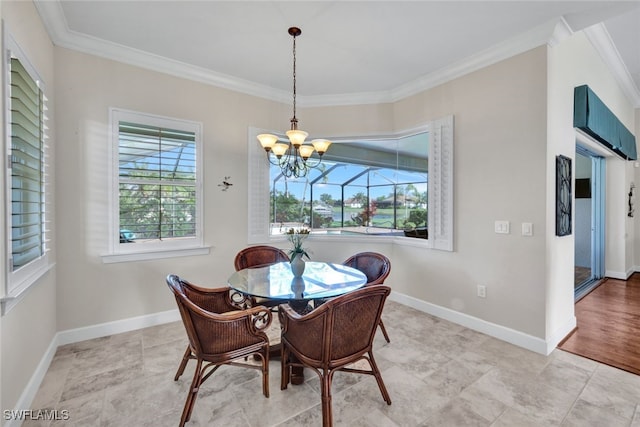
247;115;454;251
103;108;208;263
2;28;53;315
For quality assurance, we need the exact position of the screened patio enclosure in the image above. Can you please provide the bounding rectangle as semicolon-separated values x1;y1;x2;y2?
269;133;428;237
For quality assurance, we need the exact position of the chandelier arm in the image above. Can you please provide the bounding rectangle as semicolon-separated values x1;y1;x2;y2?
283;162;295;178
291;158;308;179
266;152;280;166
279;146;294;168
300;156;323;169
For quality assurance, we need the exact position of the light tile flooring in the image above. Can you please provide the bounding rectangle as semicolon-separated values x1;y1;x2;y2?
27;301;640;427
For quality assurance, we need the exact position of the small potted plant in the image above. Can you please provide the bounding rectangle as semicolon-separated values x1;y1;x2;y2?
286;228;310;276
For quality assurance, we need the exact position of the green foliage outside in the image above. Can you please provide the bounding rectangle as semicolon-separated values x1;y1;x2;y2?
120;169;196;240
270;190;427;230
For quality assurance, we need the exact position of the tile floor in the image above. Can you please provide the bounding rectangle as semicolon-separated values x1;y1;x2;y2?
26;301;640;426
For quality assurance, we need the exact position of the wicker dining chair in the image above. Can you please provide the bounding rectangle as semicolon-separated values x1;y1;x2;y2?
279;285;392;427
167;274;272;427
234;245;290;271
170;276;254;381
343;252;392;342
234;245;290;311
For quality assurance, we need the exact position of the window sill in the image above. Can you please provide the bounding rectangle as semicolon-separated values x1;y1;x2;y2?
309;233;431;248
262;233;431;248
101;245;211;264
1;262;56;316
393;235;431;248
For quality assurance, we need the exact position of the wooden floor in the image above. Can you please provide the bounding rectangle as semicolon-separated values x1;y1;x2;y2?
559;274;640;375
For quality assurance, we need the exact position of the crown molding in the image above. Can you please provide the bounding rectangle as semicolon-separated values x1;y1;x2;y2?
387;18;568;105
35;1;639;109
33;0;292;104
583;23;640;109
548;16;574;47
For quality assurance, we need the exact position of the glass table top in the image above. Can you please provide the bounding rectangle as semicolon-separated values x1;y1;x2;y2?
227;261;367;300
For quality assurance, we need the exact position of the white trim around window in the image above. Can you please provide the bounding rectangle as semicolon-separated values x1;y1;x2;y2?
2;25;54;315
101;108;209;263
247;115;454;251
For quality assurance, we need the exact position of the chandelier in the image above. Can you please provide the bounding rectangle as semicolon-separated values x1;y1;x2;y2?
257;27;331;178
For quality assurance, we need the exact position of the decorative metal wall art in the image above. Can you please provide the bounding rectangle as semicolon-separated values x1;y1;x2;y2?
556;155;572;236
628;182;635;217
218;176;233;191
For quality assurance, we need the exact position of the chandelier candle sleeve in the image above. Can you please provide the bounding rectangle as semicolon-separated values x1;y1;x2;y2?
256;27;332;178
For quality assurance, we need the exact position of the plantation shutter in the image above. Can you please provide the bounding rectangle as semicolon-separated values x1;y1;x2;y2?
118;122;197;241
9;57;46;271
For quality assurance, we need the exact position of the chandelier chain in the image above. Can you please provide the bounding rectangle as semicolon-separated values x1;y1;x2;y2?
291;32;297;126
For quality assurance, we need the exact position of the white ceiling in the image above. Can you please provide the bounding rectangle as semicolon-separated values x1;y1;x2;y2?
34;1;640;107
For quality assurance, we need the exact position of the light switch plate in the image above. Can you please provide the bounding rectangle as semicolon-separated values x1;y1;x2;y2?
522;222;533;236
494;220;510;234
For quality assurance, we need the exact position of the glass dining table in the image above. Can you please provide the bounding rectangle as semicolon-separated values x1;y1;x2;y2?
227;261;368;384
227;261;368;311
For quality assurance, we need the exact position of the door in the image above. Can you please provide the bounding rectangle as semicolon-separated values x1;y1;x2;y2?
574;147;605;300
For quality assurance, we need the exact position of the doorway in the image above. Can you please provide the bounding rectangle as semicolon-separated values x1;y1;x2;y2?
574;146;605;300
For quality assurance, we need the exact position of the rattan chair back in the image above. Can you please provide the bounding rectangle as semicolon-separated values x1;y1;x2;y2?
234;245;289;271
279;285;392;427
342;252;391;285
167;274;271;427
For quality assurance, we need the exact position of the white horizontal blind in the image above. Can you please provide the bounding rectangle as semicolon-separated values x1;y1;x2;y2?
9;57;46;271
118;121;197;242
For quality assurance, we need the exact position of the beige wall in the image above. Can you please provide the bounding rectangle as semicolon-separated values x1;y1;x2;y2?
54;48;293;330
397;47;549;336
1;0;57;416
307;48;550;337
55;45;551;339
406;47;548;336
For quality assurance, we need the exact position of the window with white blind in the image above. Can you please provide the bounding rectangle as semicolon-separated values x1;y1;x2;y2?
105;109;206;263
2;32;52;314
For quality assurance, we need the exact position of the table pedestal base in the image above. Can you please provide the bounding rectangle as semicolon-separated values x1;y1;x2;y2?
266;342;305;385
291;366;304;385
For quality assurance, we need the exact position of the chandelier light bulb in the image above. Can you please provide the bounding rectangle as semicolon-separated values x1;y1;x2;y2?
271;143;290;158
298;144;315;160
286;129;308;147
311;139;332;155
257;133;279;150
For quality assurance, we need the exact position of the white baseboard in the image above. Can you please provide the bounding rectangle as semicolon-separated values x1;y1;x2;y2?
605;269;633;280
388;291;572;355
625;267;637;279
8;309;181;426
546;315;578;354
56;308;180;346
5;338;59;427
